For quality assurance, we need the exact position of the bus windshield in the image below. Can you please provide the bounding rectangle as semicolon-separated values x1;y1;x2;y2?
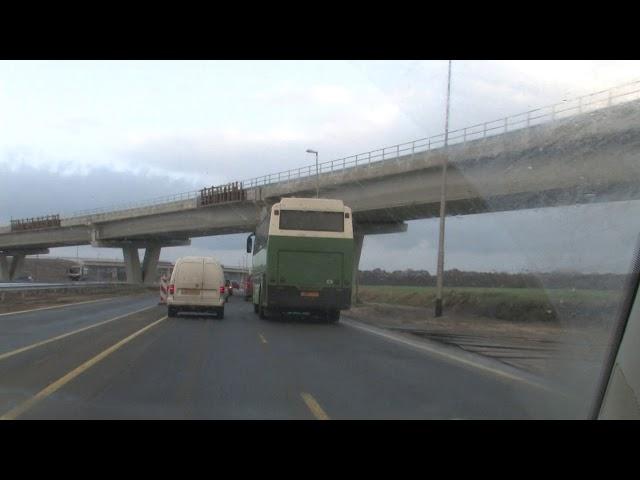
278;210;344;232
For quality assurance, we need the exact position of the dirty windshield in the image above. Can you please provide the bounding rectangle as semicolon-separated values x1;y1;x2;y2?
1;60;639;420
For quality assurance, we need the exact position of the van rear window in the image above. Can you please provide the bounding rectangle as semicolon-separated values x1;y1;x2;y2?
278;210;344;232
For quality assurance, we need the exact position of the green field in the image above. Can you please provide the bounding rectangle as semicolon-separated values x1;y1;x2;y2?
357;285;623;323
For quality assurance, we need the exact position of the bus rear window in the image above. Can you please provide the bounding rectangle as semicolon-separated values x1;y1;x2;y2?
279;210;344;232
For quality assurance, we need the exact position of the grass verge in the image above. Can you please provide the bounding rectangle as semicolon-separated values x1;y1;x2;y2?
357;285;622;324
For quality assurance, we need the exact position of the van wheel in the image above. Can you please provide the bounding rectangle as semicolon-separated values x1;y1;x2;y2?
253;303;259;314
168;306;177;318
259;304;268;319
218;308;225;319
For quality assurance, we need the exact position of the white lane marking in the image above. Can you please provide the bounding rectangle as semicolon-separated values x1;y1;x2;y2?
301;392;330;420
0;296;138;318
0;305;157;361
0;315;168;420
342;318;563;395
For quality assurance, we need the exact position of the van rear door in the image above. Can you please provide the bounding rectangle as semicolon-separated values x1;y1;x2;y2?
201;259;222;304
174;259;204;300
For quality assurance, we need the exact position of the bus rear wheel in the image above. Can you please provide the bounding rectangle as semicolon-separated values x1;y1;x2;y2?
326;309;340;323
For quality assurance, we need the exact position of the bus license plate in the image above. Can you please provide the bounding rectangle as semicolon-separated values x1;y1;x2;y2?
301;291;319;298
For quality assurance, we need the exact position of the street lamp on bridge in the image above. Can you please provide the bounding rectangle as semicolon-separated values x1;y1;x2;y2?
306;149;319;198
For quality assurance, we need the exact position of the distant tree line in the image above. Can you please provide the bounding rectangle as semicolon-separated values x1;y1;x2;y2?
358;268;627;290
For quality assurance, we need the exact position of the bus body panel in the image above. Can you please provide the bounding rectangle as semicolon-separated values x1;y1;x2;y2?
266;236;353;311
270;236;353;289
252;248;267;305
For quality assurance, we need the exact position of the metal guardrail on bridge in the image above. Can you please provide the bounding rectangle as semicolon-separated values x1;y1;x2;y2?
199;182;246;206
10;215;61;232
47;78;640;220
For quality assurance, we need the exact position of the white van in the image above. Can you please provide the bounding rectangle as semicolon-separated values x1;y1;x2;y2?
167;256;226;318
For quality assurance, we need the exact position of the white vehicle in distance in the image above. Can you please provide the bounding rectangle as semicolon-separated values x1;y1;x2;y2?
167;256;226;319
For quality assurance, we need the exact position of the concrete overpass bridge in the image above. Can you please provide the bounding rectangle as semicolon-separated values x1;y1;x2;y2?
2;80;640;283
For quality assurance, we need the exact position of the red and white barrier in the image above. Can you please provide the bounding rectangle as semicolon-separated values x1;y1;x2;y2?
159;274;168;305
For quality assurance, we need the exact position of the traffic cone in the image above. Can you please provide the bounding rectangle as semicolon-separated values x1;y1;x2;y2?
159;274;168;305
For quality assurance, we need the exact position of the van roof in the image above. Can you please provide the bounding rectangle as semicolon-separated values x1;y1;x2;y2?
175;256;222;264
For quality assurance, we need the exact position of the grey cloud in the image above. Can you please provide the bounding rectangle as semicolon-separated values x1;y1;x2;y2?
112;123;426;185
360;201;640;274
0;163;200;220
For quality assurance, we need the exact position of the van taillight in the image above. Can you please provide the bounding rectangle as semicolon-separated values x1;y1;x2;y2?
219;286;225;294
168;285;175;294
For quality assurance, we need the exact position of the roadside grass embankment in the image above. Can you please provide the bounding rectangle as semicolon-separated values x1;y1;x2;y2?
357;285;622;324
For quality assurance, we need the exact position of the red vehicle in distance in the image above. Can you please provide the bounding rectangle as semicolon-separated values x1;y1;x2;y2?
243;276;253;301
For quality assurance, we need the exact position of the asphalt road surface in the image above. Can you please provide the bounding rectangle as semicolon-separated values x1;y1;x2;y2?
0;294;583;419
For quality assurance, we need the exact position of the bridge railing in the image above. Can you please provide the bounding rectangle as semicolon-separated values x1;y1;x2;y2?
10;214;61;232
61;78;640;220
73;190;201;217
239;78;640;189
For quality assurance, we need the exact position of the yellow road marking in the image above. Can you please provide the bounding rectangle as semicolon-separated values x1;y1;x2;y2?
0;305;156;362
300;392;330;420
0;315;168;420
0;297;120;318
259;333;267;344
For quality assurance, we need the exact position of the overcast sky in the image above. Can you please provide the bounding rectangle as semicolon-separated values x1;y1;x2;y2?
1;60;639;274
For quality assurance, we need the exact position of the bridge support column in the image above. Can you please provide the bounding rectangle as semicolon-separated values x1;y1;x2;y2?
9;254;25;281
123;246;143;284
108;240;190;284
0;250;46;281
91;239;189;285
141;245;161;285
0;256;9;282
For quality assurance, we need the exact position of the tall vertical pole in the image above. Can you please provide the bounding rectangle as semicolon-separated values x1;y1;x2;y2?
315;152;319;198
435;60;452;318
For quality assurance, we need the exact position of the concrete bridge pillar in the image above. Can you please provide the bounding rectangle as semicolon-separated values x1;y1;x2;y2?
141;245;161;285
0;250;47;281
0;256;9;282
123;246;143;284
91;239;190;285
9;254;25;281
123;245;161;285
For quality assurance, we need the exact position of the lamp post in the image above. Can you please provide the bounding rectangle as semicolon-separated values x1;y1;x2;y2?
306;149;319;198
435;60;452;318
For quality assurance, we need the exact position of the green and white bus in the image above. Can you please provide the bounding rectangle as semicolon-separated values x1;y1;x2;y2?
246;197;354;322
